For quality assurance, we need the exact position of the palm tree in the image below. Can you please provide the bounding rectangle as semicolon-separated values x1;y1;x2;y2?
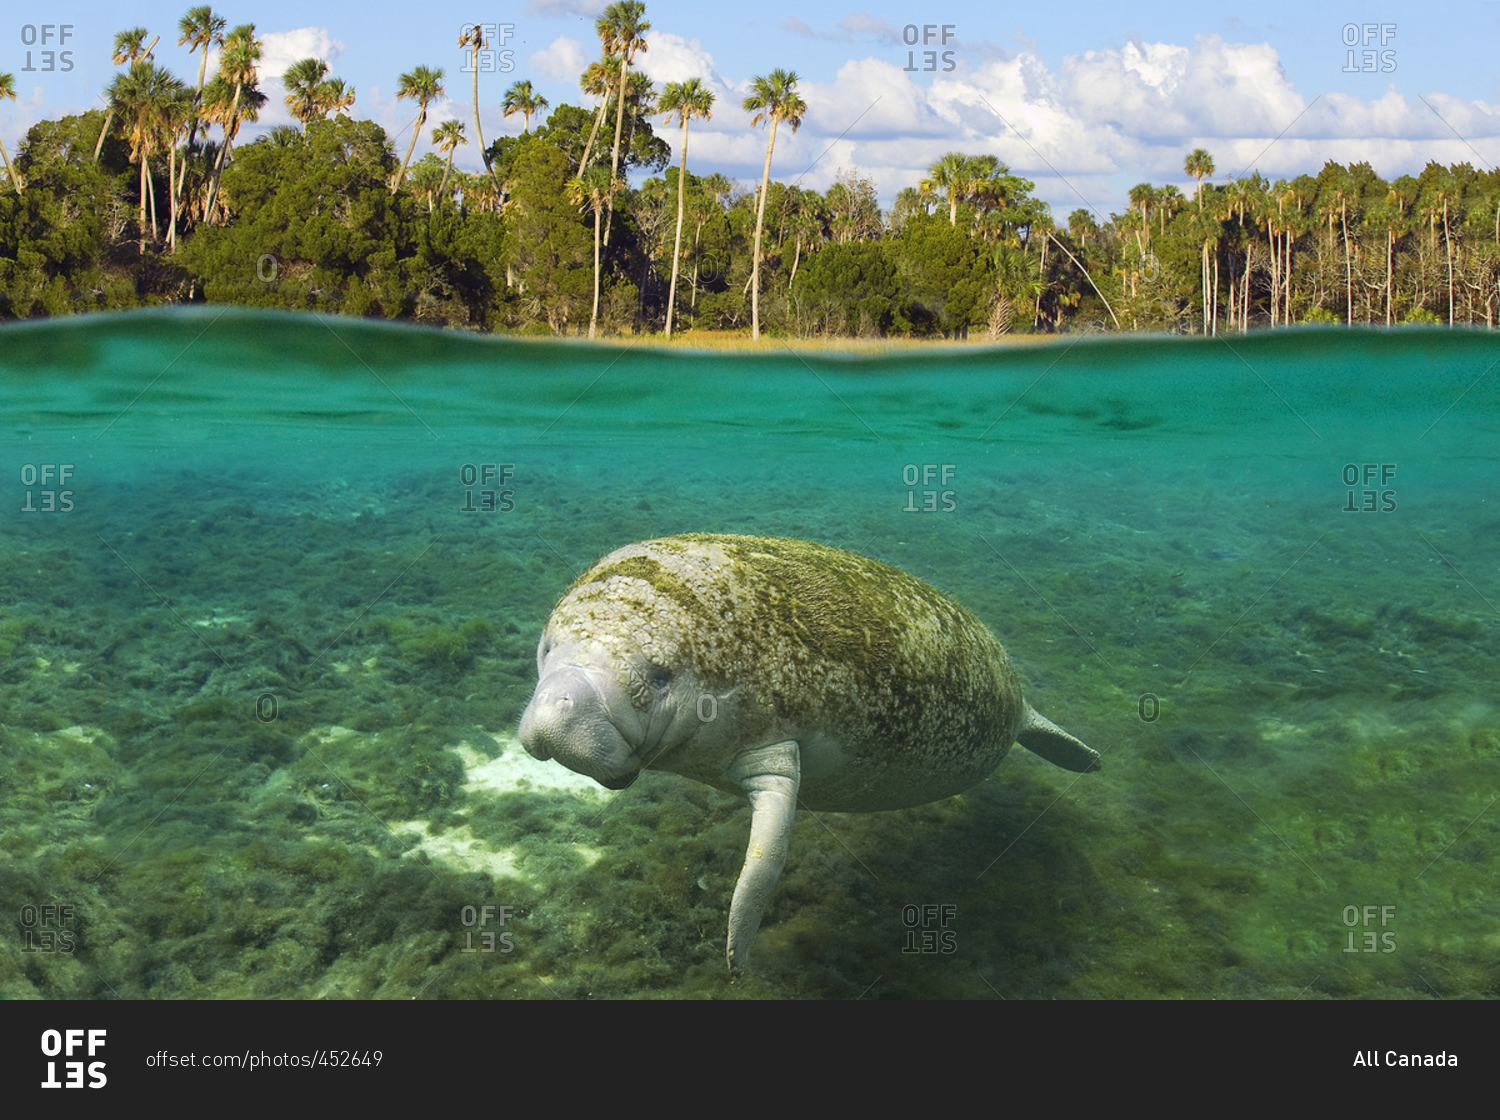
575;57;618;173
433;119;466;209
503;80;549;135
658;78;715;338
113;61;189;252
162;84;197;250
920;151;968;226
597;1;649;246
458;25;499;194
743;69;806;340
391;64;444;194
177;6;224;156
317;78;356;117
0;72;21;193
1185;148;1214;210
204;24;261;220
1127;182;1155;247
567;166;624;339
94;28;160;162
1156;183;1183;235
283;57;329;128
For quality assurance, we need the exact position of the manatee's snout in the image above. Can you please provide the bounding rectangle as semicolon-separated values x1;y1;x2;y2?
519;665;640;789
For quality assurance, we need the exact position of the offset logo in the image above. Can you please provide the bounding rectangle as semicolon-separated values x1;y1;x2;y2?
901;902;957;954
1344;904;1397;953
458;904;515;953
39;1029;107;1089
902;24;957;73
459;464;515;512
1342;23;1396;73
1342;463;1396;512
902;464;956;513
20;464;75;512
18;24;75;72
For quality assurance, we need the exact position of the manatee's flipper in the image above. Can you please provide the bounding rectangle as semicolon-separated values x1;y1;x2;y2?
1017;704;1101;773
723;740;801;972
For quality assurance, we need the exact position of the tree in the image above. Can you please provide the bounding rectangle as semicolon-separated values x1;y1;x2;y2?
1185;148;1214;210
458;25;499;195
1127;182;1155;246
432;119;466;210
177;6;224;156
503;80;549;135
658;78;714;338
0;73;21;193
391;65;444;194
318;79;356;118
567;166;623;338
575;58;618;174
283;58;329;128
503;140;593;331
204;24;262;221
743;68;806;340
824;169;879;243
94;27;160;162
106;61;189;252
920;151;968;226
596;1;649;246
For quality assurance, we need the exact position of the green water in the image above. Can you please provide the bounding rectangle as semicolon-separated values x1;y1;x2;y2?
1;308;1495;999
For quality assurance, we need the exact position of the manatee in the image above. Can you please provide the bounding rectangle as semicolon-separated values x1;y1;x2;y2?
518;533;1100;971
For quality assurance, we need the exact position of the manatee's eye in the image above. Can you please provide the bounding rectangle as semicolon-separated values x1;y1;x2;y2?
647;665;672;692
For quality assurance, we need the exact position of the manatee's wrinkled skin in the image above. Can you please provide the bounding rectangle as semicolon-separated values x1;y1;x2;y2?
519;534;1100;971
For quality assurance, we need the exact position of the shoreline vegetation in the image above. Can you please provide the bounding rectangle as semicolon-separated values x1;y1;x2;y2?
3;5;1499;339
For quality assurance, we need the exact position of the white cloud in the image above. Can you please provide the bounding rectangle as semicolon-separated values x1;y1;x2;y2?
256;28;347;87
532;37;589;85
636;33;724;90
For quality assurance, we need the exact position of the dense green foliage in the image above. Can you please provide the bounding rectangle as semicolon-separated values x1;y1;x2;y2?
4;8;1500;335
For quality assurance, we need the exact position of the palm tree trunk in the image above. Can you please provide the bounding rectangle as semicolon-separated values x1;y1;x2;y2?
1444;203;1454;326
604;57;630;247
577;94;609;174
391;109;423;194
750;118;780;340
93;109;116;163
206;83;243;217
138;157;149;254
589;205;602;339
665;119;689;339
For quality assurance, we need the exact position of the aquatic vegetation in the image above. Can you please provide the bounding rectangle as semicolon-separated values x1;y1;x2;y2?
0;312;1496;999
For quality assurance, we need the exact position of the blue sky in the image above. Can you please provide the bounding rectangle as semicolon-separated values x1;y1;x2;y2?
4;1;1499;222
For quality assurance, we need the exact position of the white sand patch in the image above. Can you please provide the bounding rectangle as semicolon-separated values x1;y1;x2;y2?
454;733;618;802
396;733;610;878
